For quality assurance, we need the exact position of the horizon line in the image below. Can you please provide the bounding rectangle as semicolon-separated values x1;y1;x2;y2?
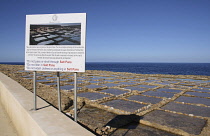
0;61;210;64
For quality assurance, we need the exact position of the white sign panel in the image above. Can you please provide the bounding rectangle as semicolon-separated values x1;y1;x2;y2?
25;13;86;72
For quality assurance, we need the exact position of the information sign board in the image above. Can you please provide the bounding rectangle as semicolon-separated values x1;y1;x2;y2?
25;13;86;72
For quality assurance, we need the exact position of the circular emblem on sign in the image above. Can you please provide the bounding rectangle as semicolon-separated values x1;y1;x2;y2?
52;14;58;21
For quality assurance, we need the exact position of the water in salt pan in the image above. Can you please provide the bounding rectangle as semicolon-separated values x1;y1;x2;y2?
176;96;210;106
45;82;57;85
120;82;137;85
144;80;157;83
157;88;181;93
60;85;74;90
89;81;102;84
143;110;206;135
67;81;84;84
25;77;33;79
78;92;110;100
157;82;170;85
37;79;49;82
185;91;210;97
85;85;105;89
193;89;210;93
18;70;30;73
111;122;178;136
101;83;120;87
142;91;175;98
127;95;162;104
46;77;56;79
104;79;116;82
60;79;68;81
137;85;157;88
100;89;128;95
124;86;146;92
102;99;147;112
162;102;210;117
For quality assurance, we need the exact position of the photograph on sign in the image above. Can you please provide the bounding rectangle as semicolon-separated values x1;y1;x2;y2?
30;23;81;45
25;13;86;72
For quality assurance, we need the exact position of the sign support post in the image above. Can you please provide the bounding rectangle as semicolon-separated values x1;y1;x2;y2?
33;71;37;110
74;72;77;122
57;72;61;112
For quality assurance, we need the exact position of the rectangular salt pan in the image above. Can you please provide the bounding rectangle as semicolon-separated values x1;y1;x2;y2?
46;77;56;79
18;70;30;73
144;80;157;83
142;91;175;98
112;122;178;136
89;81;102;84
91;77;112;80
78;92;110;100
67;81;83;84
124;87;146;92
85;85;105;89
60;85;74;90
127;95;162;104
120;82;137;85
138;85;157;88
199;80;210;83
162;102;210;117
104;79;116;82
176;96;210;106
143;110;206;135
185;92;210;97
157;88;181;93
100;89;128;95
193;89;210;93
37;79;49;82
156;82;167;85
101;83;120;87
102;99;147;112
45;82;57;85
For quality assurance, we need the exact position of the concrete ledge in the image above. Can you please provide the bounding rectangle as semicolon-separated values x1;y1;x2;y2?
0;72;95;136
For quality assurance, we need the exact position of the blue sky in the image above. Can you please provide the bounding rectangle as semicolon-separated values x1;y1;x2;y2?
0;0;209;63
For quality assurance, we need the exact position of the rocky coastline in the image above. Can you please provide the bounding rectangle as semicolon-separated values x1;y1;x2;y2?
0;64;210;136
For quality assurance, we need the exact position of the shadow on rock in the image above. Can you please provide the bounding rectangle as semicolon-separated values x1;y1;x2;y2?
101;114;143;135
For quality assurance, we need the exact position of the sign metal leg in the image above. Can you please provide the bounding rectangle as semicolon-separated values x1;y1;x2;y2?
33;71;37;110
57;72;61;112
74;72;77;122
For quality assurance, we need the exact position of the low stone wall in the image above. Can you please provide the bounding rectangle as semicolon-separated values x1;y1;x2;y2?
0;72;94;136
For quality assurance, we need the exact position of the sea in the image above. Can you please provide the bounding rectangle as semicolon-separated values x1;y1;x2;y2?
1;62;210;76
